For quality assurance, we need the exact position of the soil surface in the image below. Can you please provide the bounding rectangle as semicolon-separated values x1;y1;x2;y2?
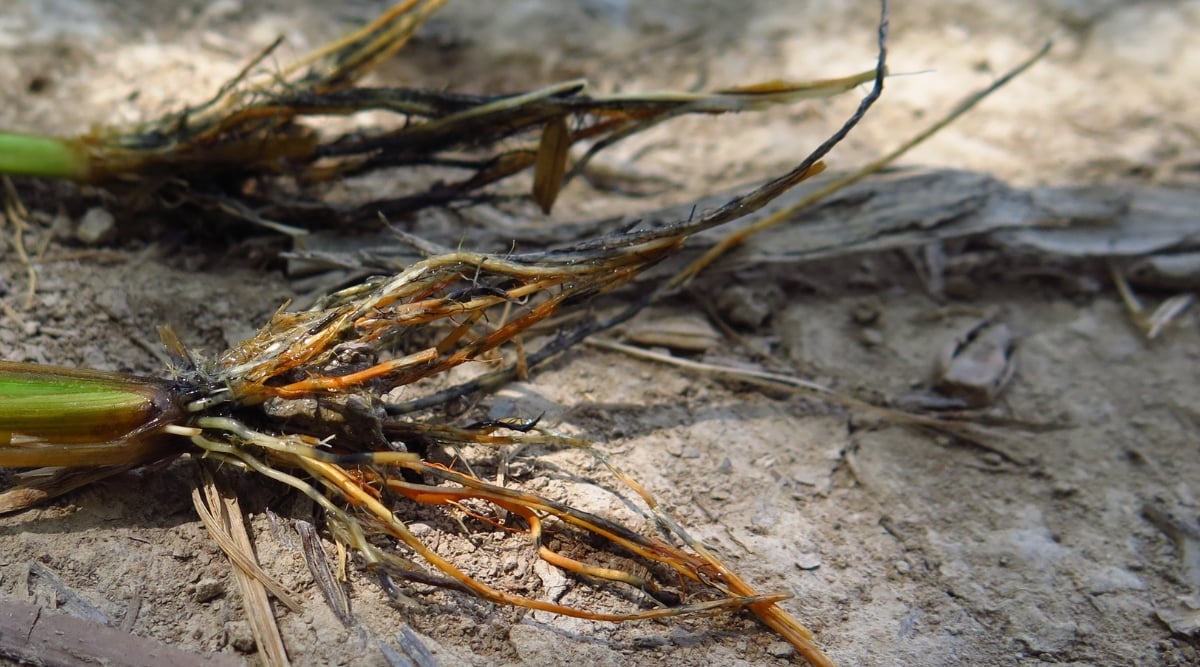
1;2;1199;666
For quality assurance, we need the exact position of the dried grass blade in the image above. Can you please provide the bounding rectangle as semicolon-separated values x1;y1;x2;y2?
587;337;1035;464
282;0;448;88
672;40;1053;287
1111;263;1196;340
297;519;354;626
532;117;570;213
192;463;295;667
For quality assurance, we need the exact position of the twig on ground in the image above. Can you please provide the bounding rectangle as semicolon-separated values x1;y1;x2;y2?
0;596;242;667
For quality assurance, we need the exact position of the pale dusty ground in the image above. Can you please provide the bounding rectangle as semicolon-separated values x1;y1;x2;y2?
0;1;1199;666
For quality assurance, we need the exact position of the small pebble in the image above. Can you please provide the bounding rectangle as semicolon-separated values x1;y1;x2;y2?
795;552;822;570
408;522;433;537
859;327;884;347
631;635;669;649
1051;482;1078;498
76;207;116;245
750;511;777;533
980;452;1004;467
716;285;777;329
766;641;795;659
192;577;225;603
943;276;981;300
850;302;880;326
225;620;256;653
50;212;74;241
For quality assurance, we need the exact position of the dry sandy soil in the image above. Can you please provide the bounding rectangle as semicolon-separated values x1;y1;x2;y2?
1;1;1199;666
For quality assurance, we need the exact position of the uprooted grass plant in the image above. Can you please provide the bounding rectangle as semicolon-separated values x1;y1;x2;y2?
0;1;1049;665
0;0;877;233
